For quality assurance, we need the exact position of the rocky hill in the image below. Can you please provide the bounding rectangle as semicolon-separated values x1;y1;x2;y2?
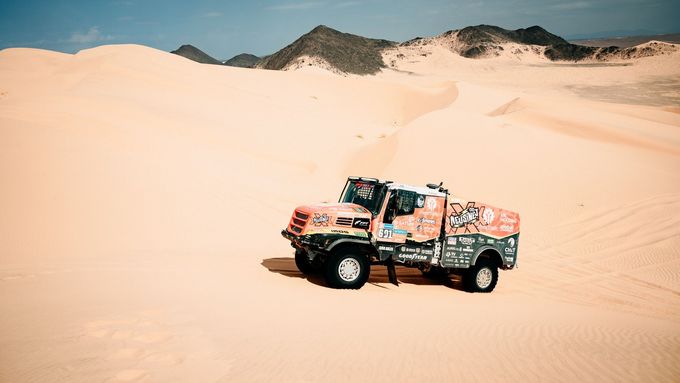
170;25;678;74
570;33;680;48
455;25;564;57
170;44;222;65
256;25;397;75
402;24;678;62
224;53;260;68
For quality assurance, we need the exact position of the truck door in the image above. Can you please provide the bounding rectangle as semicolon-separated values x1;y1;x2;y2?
374;189;444;243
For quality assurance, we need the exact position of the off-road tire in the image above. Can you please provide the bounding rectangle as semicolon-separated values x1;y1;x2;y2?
294;249;314;275
463;259;498;293
323;251;370;289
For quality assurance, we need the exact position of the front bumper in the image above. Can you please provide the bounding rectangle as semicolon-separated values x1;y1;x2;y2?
281;229;312;247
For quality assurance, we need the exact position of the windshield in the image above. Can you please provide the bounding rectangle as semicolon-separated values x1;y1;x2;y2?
340;180;387;216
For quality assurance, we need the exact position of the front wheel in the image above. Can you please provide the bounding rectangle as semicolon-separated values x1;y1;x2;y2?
463;259;498;293
323;251;370;289
294;249;314;274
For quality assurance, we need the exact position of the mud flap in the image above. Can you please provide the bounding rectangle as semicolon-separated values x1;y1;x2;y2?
386;258;398;286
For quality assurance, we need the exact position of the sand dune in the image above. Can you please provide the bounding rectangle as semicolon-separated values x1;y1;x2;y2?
1;44;679;382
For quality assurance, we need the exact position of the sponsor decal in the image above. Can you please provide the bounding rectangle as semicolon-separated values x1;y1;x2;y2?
508;237;516;248
398;253;428;261
312;213;330;226
462;248;474;253
447;237;457;245
401;247;421;254
459;237;475;246
487;238;495;244
421;249;434;255
416;195;425;208
505;256;514;262
394;229;408;235
417;217;436;225
432;241;442;265
500;224;515;233
450;207;479;227
305;228;363;236
447;202;519;237
448;202;481;233
482;207;495;225
504;247;515;255
378;245;394;252
426;197;438;211
500;213;518;224
352;217;371;229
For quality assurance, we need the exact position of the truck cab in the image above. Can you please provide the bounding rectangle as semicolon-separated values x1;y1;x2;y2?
281;176;520;292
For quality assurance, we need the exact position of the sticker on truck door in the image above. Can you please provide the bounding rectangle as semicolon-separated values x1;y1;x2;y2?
378;227;393;239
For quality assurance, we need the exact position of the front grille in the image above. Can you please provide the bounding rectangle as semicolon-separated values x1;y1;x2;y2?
289;209;308;235
335;217;353;226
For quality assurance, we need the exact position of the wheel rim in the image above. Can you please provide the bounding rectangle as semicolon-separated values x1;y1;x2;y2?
476;267;493;289
338;258;361;282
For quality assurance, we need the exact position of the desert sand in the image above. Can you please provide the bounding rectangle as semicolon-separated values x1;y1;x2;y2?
1;43;679;382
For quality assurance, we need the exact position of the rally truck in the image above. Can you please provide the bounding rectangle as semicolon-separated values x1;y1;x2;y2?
281;176;520;292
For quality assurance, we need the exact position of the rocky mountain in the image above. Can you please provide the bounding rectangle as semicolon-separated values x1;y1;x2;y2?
170;44;223;65
402;24;678;62
170;25;678;75
548;40;678;61
461;25;564;57
569;33;680;48
256;25;397;75
224;53;260;68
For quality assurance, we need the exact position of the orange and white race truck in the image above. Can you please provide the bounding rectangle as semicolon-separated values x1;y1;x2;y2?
281;176;520;292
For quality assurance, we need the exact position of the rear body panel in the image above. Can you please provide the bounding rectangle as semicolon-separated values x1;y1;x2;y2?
441;198;520;268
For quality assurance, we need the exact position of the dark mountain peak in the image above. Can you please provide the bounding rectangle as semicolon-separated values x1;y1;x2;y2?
525;25;546;32
437;24;569;58
309;24;335;34
454;24;566;46
170;44;222;65
224;53;261;68
514;26;566;46
258;25;397;75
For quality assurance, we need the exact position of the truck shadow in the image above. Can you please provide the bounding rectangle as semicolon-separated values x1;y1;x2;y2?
261;257;465;291
260;257;328;287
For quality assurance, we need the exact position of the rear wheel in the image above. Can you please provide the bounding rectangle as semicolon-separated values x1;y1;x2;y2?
324;251;370;289
294;249;314;275
463;259;498;293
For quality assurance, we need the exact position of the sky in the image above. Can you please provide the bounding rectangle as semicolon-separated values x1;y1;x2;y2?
0;0;679;60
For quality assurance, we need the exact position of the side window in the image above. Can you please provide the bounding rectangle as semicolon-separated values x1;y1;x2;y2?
396;191;416;216
383;192;397;224
383;190;418;224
